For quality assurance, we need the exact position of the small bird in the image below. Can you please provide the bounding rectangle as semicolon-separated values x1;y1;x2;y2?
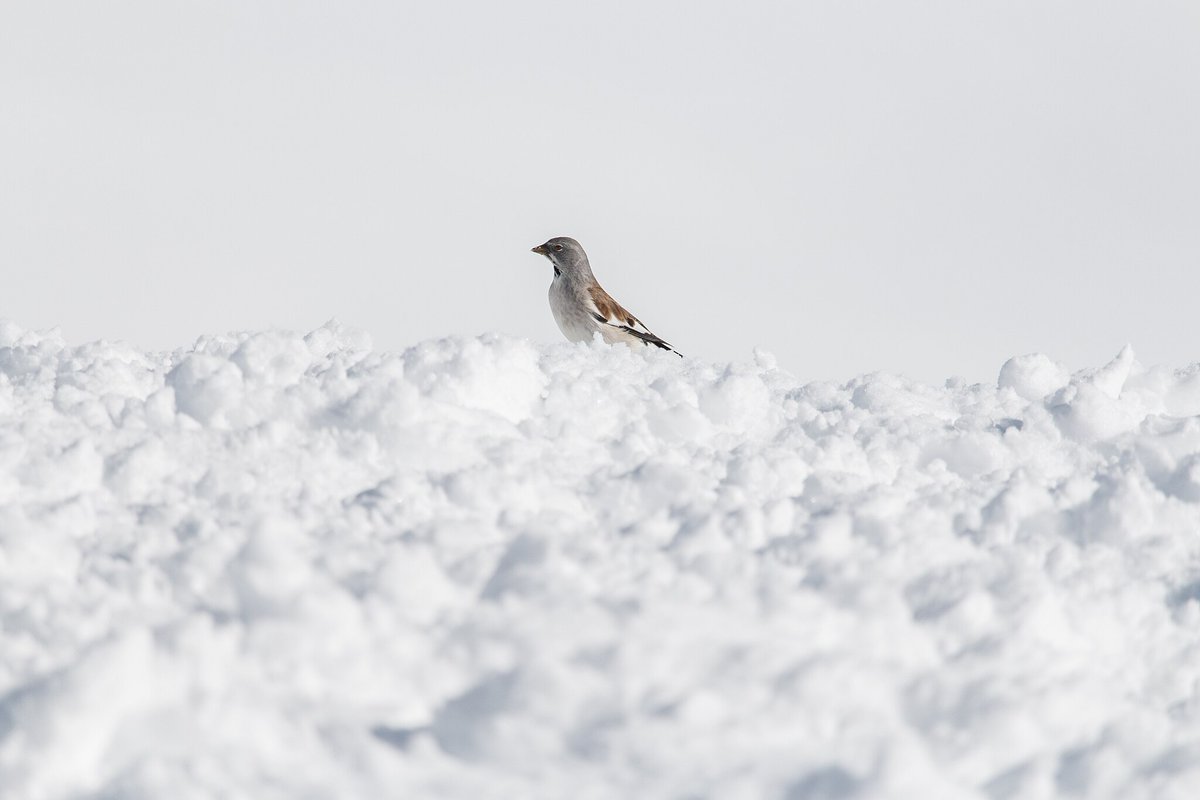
531;237;681;356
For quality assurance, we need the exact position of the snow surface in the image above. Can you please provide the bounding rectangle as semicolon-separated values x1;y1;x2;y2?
3;319;1200;799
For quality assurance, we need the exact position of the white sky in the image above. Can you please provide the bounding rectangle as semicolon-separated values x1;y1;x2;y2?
2;1;1198;382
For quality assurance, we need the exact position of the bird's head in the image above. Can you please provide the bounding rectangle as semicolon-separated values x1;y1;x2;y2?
531;236;591;278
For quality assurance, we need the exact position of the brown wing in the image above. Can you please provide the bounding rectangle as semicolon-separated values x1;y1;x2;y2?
588;285;681;356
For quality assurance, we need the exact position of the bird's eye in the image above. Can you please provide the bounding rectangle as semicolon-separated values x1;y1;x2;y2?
553;244;564;252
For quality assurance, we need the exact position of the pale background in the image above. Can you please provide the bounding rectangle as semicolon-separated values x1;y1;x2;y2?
2;1;1197;383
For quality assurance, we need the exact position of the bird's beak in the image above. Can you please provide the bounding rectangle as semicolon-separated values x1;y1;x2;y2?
531;243;549;255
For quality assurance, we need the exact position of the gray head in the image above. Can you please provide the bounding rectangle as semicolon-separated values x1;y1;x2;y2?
531;236;594;280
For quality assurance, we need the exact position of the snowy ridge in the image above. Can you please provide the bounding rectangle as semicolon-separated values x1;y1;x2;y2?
3;319;1200;799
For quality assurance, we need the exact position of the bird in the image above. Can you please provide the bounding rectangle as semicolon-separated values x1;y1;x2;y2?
530;236;681;356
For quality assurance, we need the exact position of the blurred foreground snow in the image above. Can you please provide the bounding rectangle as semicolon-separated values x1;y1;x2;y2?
3;319;1200;799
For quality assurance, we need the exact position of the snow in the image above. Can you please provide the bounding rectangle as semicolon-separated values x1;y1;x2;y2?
3;318;1200;799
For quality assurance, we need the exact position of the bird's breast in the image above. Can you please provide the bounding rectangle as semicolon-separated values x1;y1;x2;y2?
548;280;595;343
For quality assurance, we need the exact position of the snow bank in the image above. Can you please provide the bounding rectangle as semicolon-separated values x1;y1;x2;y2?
3;319;1200;799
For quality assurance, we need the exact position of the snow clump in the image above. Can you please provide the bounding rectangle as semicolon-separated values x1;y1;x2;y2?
3;319;1200;798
